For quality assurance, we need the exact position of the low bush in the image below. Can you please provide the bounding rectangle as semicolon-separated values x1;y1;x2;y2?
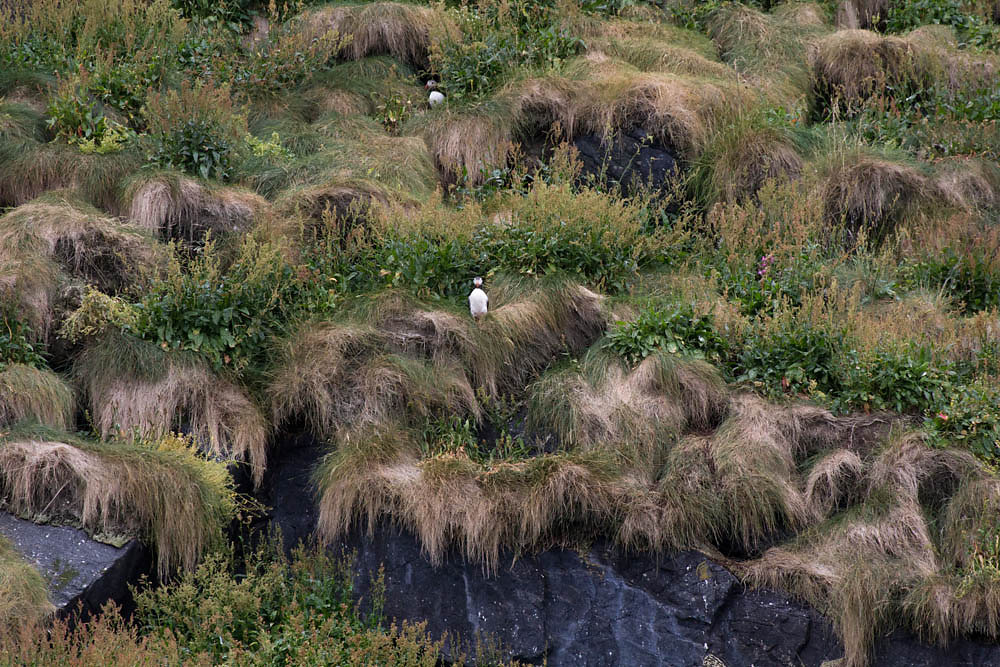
604;303;728;366
0;312;44;369
839;344;954;415
905;247;1000;313
129;240;337;375
885;0;999;49
144;81;247;180
928;382;1000;462
429;0;583;103
732;323;846;399
3;542;446;666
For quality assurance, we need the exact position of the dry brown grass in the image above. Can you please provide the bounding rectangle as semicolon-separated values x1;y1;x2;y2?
807;28;989;112
934;158;1000;211
571;67;750;159
269;323;478;439
744;433;997;667
75;335;268;486
834;0;889;29
820;153;928;245
421;108;514;185
0;425;234;577
0;535;52;629
304;2;452;68
127;174;270;243
0;140;142;213
316;427;620;569
270;281;607;438
528;352;729;468
0;364;73;430
0;195;159;339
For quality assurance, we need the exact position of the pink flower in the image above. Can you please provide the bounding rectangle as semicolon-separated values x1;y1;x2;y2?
937;412;949;421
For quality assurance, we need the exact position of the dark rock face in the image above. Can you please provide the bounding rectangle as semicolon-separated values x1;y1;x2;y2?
572;128;679;194
339;528;843;666
0;512;149;619
265;433;1000;666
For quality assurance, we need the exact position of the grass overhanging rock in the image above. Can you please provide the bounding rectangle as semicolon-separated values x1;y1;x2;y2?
1;0;1000;664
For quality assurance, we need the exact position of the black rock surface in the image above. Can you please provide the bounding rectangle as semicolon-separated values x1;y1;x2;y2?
572;128;679;194
0;512;149;619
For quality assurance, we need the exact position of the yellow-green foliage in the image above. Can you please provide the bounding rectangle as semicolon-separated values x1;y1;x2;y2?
0;536;52;629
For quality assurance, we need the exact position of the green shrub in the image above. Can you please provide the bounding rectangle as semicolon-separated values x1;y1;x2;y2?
430;0;583;102
149;118;240;180
604;304;728;366
712;251;817;317
928;382;1000;462
419;414;530;464
0;312;44;370
4;542;443;665
129;241;336;374
885;0;999;49
732;323;845;398
144;81;247;180
46;73;134;153
905;248;1000;313
839;345;954;414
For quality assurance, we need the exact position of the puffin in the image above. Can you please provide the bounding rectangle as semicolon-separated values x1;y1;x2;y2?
425;80;445;107
469;277;488;320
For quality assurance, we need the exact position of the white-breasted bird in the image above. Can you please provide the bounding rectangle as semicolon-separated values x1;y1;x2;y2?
469;276;488;320
426;79;445;107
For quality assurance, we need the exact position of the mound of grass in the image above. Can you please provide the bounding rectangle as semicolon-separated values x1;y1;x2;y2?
0;363;73;429
74;334;268;485
0;193;159;340
0;423;235;576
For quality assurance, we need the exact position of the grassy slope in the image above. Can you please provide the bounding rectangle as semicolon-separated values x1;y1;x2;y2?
1;0;1000;665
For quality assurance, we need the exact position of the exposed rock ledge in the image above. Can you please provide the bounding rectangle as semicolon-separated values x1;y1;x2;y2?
0;512;148;619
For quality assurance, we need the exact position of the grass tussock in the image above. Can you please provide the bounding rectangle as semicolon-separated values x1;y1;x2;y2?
127;174;270;243
0;195;159;339
304;2;450;69
75;335;268;485
0;424;234;577
820;152;928;245
0;364;73;430
527;351;729;467
0;535;52;629
745;433;1000;667
270;280;606;438
315;424;620;569
0;138;142;213
709;3;831;104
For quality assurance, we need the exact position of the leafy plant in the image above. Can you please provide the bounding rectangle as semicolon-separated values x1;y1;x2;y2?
129;240;336;375
928;382;1000;462
132;540;442;665
0;312;44;370
604;304;727;365
905;247;1000;314
46;72;133;152
839;345;954;414
375;92;416;135
419;414;530;464
885;0;999;49
733;324;845;398
429;0;583;103
144;81;246;180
